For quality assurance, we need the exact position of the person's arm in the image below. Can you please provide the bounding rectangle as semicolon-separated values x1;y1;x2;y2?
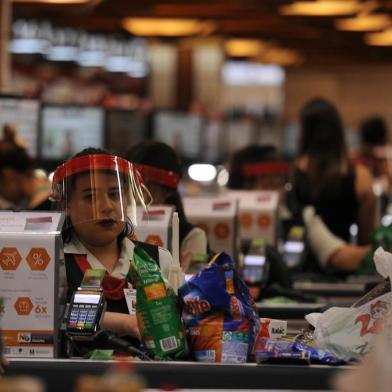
180;227;208;272
329;244;371;272
303;206;370;273
100;312;140;340
355;165;377;245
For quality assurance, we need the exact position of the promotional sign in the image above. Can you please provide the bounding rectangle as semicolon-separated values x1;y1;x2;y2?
226;190;279;246
133;205;174;250
0;212;63;358
183;197;238;258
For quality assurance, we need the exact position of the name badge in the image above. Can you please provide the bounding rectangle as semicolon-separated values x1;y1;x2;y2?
124;288;137;315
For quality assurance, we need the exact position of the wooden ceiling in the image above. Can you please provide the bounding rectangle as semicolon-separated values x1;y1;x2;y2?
12;0;392;65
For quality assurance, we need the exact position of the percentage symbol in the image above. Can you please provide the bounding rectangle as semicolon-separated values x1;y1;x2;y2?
32;252;44;266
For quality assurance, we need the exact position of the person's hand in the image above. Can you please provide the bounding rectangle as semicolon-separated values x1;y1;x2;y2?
101;312;141;340
124;314;141;340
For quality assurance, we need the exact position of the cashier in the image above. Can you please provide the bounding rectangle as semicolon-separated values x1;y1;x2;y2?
125;141;208;272
52;148;181;339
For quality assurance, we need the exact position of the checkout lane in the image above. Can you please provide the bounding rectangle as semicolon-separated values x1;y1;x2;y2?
0;192;384;391
6;358;347;391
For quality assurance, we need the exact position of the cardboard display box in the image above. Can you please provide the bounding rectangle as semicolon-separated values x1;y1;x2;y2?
183;197;238;259
225;190;279;246
133;205;174;250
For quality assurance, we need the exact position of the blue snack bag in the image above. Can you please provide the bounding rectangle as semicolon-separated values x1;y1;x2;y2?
254;337;347;365
178;252;260;363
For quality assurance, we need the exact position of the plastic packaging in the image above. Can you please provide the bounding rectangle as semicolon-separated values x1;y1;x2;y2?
178;252;259;363
306;247;392;360
129;246;186;359
254;337;344;365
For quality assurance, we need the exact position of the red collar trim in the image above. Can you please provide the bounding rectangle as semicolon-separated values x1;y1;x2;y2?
74;254;127;301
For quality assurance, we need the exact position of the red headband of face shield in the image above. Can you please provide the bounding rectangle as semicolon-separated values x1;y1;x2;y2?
53;154;140;187
134;163;180;189
242;161;290;178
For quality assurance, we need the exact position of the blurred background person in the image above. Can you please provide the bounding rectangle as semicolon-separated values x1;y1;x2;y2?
226;143;293;296
353;116;389;183
352;116;391;215
227;144;287;191
0;145;52;211
292;97;376;245
290;98;376;274
0;123;28;151
125;141;208;271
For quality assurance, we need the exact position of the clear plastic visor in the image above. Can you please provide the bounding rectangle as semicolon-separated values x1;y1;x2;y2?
53;154;147;226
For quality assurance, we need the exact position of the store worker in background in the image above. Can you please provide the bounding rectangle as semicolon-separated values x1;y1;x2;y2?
226;143;292;293
291;97;377;274
352;116;391;215
227;144;288;192
292;97;376;245
353;116;390;186
0;145;52;211
52;148;181;340
125;141;208;272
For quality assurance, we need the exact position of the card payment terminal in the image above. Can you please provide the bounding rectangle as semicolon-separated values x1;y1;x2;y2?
66;289;105;335
66;269;106;336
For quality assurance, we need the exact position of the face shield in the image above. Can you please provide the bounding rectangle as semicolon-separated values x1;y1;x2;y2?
52;154;149;227
242;161;290;191
133;163;180;189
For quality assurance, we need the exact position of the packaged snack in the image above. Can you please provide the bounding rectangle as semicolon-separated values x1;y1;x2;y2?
129;246;186;359
254;337;344;365
178;252;259;363
258;318;287;339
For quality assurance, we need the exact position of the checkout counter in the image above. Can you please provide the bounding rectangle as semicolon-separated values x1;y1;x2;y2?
6;358;347;391
0;206;381;392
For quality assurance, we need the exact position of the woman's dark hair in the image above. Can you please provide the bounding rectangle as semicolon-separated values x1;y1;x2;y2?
0;145;34;173
126;141;181;177
125;141;184;215
360;116;388;146
125;141;194;244
299;98;348;198
227;144;278;190
61;147;133;243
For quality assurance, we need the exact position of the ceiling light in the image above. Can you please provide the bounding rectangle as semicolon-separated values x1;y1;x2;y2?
224;39;266;57
222;62;285;85
9;38;48;54
336;13;390;31
259;48;303;66
12;0;98;3
122;18;214;37
46;45;78;61
188;164;217;182
280;0;361;16
365;28;392;46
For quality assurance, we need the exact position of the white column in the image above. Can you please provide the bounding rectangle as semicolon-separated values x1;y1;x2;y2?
192;39;224;113
0;0;11;93
148;42;178;109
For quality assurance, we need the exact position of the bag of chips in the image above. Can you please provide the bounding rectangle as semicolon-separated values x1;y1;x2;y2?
178;252;259;363
129;246;186;359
